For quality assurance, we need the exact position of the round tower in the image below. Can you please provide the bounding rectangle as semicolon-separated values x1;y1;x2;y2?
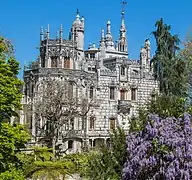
71;9;84;50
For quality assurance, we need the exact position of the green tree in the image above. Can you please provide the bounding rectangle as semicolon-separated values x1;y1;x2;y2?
0;123;30;179
180;35;192;104
87;127;127;180
151;18;189;97
0;37;23;122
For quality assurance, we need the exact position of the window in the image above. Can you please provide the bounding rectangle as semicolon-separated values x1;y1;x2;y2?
64;57;70;69
131;88;136;101
110;119;115;130
68;140;73;149
70;118;74;130
92;67;96;72
88;67;91;71
90;53;95;59
90;87;94;99
122;45;125;51
120;89;125;100
51;56;57;67
121;67;125;76
68;83;73;99
85;53;88;58
110;87;115;100
31;84;34;95
90;116;95;129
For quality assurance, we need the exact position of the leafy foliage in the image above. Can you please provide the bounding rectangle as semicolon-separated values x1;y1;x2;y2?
87;127;127;180
0;37;23;122
0;123;30;179
62;152;92;178
0;123;30;173
0;168;25;180
18;146;85;180
151;18;190;97
123;113;192;179
180;36;192;104
130;93;192;132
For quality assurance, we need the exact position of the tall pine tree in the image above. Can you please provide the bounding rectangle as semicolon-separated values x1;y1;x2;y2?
151;18;189;97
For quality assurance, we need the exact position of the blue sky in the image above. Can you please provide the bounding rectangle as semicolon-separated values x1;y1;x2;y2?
0;0;191;78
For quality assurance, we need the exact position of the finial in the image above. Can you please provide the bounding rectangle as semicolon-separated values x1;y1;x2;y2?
107;20;111;34
121;0;127;14
77;9;79;15
76;9;80;19
121;1;127;25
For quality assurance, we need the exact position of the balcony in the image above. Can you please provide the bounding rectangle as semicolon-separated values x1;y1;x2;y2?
118;100;133;114
61;130;84;139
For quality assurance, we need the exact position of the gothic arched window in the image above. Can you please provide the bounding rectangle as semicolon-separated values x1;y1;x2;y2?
90;116;95;130
64;57;70;69
51;56;57;68
121;67;125;76
131;88;137;101
120;89;126;100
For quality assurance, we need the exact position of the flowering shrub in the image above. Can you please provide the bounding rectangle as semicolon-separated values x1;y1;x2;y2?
123;113;192;180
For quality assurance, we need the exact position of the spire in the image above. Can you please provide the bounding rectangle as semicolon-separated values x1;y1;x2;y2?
40;26;44;41
117;1;128;53
120;1;127;32
99;29;105;48
105;21;115;50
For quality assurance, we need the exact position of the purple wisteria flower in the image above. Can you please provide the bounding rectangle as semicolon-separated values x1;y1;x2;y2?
123;113;192;180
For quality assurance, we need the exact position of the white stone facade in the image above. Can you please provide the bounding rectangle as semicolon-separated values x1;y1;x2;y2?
22;9;158;153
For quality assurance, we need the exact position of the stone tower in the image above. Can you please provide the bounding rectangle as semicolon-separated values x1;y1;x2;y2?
71;9;84;51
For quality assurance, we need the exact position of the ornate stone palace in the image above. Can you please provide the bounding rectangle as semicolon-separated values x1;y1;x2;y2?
21;5;158;153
